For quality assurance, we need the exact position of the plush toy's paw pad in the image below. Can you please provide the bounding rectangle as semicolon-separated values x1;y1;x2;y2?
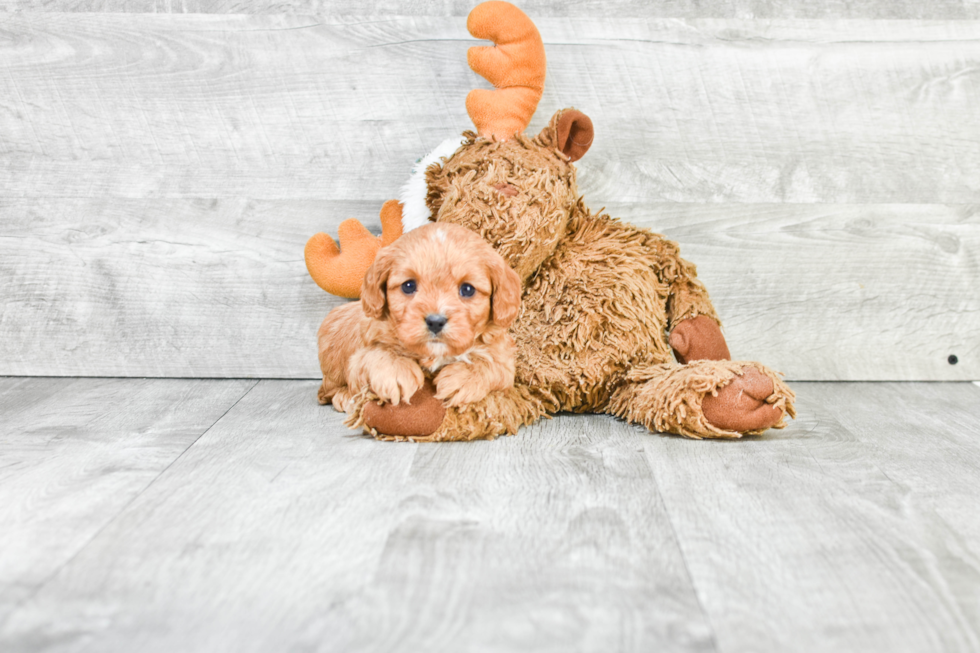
669;315;731;364
363;380;446;438
702;367;783;433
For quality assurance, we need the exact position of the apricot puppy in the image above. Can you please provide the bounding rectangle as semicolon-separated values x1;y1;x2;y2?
317;222;521;411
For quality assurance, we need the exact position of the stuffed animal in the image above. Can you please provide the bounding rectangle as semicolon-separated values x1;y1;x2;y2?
306;0;796;441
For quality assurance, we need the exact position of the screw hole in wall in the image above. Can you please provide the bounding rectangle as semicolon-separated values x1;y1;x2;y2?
948;354;958;365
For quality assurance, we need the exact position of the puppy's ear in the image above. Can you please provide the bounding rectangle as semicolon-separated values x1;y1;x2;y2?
488;255;522;328
361;245;397;319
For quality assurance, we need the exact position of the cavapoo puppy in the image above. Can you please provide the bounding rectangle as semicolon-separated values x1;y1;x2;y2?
317;222;521;412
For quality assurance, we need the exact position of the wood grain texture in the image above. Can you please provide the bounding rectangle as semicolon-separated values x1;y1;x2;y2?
0;376;254;624
0;379;714;652
1;198;975;379
0;16;979;203
0;197;333;378
3;379;980;650
1;13;978;380
4;0;980;19
643;381;980;652
0;380;424;652
619;202;980;381
340;415;714;652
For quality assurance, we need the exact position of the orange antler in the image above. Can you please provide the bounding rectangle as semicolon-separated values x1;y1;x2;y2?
466;1;546;140
304;200;403;299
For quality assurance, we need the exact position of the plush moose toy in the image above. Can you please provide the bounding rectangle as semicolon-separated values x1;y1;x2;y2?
306;0;796;441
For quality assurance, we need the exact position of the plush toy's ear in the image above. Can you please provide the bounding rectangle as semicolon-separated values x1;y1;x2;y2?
360;244;398;319
553;109;594;162
488;255;522;328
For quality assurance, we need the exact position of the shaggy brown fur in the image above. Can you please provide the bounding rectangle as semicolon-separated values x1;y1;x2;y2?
345;109;796;441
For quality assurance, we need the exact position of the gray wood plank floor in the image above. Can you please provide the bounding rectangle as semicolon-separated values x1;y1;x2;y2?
2;378;979;652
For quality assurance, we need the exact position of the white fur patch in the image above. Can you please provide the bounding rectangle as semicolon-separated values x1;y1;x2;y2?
427;360;448;373
425;346;474;373
426;342;449;359
399;137;464;233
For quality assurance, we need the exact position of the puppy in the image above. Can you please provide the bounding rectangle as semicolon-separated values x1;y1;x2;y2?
317;222;521;412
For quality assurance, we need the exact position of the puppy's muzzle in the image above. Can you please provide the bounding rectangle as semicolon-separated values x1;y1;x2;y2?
425;314;448;335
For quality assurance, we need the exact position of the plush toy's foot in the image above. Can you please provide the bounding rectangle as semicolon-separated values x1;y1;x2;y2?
608;359;796;439
359;380;446;439
346;383;550;442
702;367;784;433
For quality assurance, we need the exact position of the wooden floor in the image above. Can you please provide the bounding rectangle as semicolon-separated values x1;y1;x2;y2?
1;378;978;652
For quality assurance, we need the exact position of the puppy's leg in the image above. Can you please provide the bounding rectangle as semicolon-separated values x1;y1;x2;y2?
318;377;345;407
317;301;367;409
434;358;514;407
331;387;354;412
434;334;516;407
348;347;424;406
319;381;355;413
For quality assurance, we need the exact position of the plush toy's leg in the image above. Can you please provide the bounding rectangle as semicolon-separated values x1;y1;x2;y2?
608;360;796;439
344;383;551;442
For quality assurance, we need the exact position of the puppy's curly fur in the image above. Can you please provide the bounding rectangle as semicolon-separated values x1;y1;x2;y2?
317;222;521;411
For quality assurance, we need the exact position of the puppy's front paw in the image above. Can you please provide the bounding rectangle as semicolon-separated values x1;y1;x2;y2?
434;363;491;407
369;358;424;406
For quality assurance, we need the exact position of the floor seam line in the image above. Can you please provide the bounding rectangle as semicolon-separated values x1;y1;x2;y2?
640;434;723;653
0;379;260;631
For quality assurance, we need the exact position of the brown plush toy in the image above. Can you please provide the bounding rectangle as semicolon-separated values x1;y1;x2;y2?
306;0;796;441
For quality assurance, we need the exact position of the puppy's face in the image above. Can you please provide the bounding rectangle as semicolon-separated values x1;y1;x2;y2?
361;223;520;358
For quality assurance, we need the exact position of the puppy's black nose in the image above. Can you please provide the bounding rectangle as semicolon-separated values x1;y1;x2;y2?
425;314;448;334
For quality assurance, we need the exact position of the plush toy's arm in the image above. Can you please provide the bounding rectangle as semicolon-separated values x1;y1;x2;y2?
304;200;403;299
654;238;731;364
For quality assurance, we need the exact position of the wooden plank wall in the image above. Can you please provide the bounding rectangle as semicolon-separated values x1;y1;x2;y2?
0;2;977;380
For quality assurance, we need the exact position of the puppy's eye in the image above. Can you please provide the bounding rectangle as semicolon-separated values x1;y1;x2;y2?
459;283;476;298
401;280;417;295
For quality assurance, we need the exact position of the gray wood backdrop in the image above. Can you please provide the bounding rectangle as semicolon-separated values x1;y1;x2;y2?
1;1;977;380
